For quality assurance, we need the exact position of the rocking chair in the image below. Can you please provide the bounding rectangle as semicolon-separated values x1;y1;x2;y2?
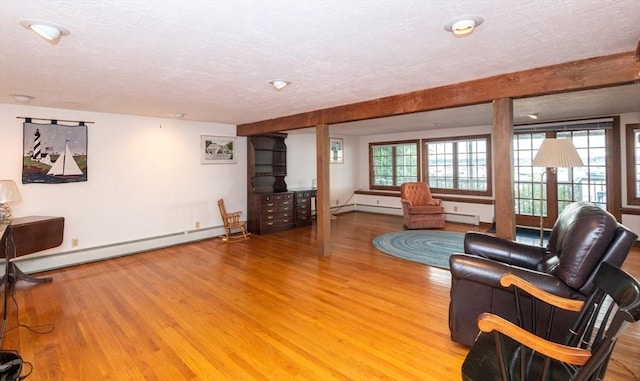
461;262;640;381
217;199;249;241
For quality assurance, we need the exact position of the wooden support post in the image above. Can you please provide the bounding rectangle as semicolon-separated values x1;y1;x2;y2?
316;124;331;257
493;98;516;240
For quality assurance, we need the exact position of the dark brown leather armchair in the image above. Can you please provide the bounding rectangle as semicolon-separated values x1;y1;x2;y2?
448;201;638;346
400;182;445;229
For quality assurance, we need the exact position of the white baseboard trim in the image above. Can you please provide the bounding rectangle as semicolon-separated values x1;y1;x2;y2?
330;203;356;214
15;226;225;275
354;204;479;225
354;204;403;216
444;212;480;225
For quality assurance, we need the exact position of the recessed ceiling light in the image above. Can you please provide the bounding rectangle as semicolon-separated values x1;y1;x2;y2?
444;15;484;37
19;19;70;44
10;94;35;102
175;113;185;119
269;80;291;91
527;112;541;120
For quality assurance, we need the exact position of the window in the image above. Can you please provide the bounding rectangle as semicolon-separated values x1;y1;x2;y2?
513;119;612;228
557;129;607;210
627;124;640;205
424;135;491;196
514;132;546;216
369;140;419;190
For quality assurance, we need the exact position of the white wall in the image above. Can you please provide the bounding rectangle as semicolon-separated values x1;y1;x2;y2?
286;132;359;208
1;103;245;270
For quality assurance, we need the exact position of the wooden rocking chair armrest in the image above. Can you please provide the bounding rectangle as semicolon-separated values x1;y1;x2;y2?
226;211;242;220
477;313;592;366
500;273;585;312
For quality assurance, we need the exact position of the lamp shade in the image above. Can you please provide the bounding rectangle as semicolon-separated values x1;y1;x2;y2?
0;180;23;204
532;138;584;168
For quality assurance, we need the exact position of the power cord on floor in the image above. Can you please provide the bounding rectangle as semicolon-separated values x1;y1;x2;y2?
1;234;55;381
5;234;55;337
329;192;356;216
6;289;55;335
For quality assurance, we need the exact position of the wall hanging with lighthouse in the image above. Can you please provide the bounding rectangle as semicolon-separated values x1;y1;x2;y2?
22;119;88;184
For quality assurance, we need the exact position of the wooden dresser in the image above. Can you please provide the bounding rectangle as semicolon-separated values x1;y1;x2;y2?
247;133;317;234
252;192;295;233
247;189;316;234
293;189;316;227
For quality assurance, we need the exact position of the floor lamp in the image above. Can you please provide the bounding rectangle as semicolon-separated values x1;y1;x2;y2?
531;139;584;247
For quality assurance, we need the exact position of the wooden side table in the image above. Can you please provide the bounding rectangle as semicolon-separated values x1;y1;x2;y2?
0;216;64;285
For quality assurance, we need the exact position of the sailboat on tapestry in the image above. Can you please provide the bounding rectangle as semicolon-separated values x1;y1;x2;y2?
47;141;83;176
22;121;88;184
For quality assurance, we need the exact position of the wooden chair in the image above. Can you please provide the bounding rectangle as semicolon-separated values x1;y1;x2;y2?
217;199;249;241
461;262;640;381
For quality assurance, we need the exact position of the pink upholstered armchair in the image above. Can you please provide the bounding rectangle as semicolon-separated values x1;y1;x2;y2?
400;182;445;229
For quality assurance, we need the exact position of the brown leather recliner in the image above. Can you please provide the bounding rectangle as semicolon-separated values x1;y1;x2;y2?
448;201;638;346
400;182;445;229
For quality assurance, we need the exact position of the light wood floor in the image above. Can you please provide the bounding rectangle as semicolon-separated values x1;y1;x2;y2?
3;212;639;380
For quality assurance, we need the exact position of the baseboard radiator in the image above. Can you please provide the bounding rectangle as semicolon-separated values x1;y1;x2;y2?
444;212;480;225
355;203;479;225
16;226;225;275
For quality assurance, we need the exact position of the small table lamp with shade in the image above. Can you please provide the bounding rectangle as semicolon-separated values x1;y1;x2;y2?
532;138;584;247
0;180;22;224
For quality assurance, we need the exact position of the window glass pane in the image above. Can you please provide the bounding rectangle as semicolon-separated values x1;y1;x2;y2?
425;136;489;193
514;133;545;216
370;141;418;188
557;129;607;210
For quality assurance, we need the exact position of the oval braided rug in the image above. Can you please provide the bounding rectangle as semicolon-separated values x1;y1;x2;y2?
372;231;465;269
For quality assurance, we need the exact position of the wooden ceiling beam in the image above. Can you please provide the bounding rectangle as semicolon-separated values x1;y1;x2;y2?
237;51;639;136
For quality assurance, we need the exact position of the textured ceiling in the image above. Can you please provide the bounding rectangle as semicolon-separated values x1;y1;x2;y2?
1;0;639;134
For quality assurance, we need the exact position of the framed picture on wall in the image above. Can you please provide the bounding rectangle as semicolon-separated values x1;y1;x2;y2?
201;136;237;164
330;138;343;164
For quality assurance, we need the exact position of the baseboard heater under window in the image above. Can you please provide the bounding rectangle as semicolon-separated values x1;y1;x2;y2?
444;212;480;225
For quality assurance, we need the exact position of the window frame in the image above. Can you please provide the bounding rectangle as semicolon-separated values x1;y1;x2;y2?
368;139;420;191
422;134;492;196
626;123;640;205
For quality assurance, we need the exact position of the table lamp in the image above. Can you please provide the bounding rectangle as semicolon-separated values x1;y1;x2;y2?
0;180;22;224
532;138;584;247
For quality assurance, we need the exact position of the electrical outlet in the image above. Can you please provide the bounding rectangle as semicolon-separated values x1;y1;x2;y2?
376;199;380;205
195;221;200;229
453;206;458;212
71;238;79;247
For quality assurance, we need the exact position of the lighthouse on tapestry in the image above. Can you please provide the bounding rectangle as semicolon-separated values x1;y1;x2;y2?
32;129;41;160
